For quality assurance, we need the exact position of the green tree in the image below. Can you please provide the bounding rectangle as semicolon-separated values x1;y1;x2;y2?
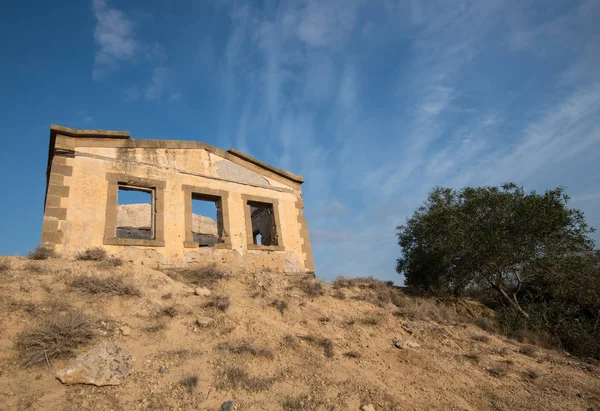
396;183;597;319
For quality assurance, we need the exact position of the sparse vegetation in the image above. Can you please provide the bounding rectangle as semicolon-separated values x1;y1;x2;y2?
332;289;346;299
27;247;55;260
24;262;42;273
518;345;537;357
0;258;11;272
271;299;288;315
281;334;298;347
282;394;326;410
205;295;230;312
161;293;172;300
97;257;124;269
297;334;334;358
166;264;227;287
334;276;407;308
15;310;94;367
215;366;274;391
179;375;198;392
299;277;324;297
522;369;540;380
217;340;274;359
462;353;481;363
70;275;141;296
471;335;490;343
343;351;361;358
358;316;380;325
488;363;509;378
159;305;177;318
75;247;108;261
143;322;167;333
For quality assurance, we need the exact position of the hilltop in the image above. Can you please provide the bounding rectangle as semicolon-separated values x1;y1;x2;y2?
0;255;598;410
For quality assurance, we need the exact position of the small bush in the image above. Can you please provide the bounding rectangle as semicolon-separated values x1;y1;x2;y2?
24;262;42;273
343;351;361;358
144;322;166;333
161;293;172;300
76;247;107;261
205;295;230;312
179;375;198;392
97;257;123;269
488;363;509;378
27;247;55;260
474;317;496;333
0;258;11;272
160;305;177;318
518;345;537;357
216;366;274;391
217;341;274;359
297;334;334;358
332;290;346;299
281;334;298;347
271;300;288;315
522;369;539;380
15;310;94;367
334;276;407;308
471;335;490;343
299;278;324;297
70;275;141;296
462;353;481;363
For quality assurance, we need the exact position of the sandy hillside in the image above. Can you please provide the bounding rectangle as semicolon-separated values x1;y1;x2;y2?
0;256;598;411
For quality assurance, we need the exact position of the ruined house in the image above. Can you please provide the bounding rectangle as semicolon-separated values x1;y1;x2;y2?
41;125;314;273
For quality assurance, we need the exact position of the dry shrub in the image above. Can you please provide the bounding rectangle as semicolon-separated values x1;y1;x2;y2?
471;335;490;343
159;305;177;318
282;394;326;410
271;300;288;315
474;317;496;332
332;289;346;299
144;322;166;333
161;293;172;300
518;345;538;357
27;247;56;260
0;257;11;272
343;351;361;358
334;276;407;308
179;375;198;392
166;263;227;287
15;310;94;367
358;317;380;326
216;366;274;391
217;340;274;359
522;369;539;380
70;275;141;296
281;334;298;347
24;262;42;273
488;362;509;378
299;278;324;297
395;299;455;322
297;334;334;358
205;295;230;312
75;247;107;261
97;257;123;269
462;353;481;363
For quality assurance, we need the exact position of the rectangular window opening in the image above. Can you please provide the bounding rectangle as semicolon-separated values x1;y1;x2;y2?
192;194;223;247
116;185;154;240
247;201;278;246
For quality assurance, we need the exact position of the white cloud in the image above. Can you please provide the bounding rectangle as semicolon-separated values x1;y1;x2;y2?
92;0;137;78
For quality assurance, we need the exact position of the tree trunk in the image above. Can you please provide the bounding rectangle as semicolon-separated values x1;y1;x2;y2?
496;285;530;320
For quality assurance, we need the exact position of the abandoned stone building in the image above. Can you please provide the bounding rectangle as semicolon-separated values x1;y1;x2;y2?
41;125;314;273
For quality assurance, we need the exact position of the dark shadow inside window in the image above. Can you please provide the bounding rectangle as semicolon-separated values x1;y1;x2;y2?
248;201;277;246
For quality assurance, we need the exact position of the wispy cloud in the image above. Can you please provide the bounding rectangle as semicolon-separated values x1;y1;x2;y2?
92;0;137;78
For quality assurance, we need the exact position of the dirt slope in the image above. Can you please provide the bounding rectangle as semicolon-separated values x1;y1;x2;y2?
0;256;598;410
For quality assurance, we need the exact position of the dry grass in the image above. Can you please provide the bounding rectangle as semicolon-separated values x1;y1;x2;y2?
358;316;380;326
27;247;56;260
297;334;334;358
143;322;167;333
24;262;43;273
161;293;172;300
179;375;198;392
271;300;288;315
205;295;230;312
15;310;94;367
343;351;361;358
166;264;227;287
334;276;407;308
97;257;123;269
522;369;540;380
471;335;490;343
75;247;107;261
70;275;141;296
395;299;456;323
518;345;538;357
281;334;298;348
215;366;275;391
282;394;326;410
462;353;481;363
217;340;274;359
332;289;346;299
488;362;510;378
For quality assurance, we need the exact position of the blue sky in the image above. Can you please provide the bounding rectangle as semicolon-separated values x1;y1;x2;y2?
1;0;599;283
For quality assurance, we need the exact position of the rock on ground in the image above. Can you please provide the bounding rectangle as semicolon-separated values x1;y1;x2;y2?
393;339;420;349
56;342;134;386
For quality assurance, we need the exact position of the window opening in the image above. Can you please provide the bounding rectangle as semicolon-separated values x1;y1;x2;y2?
247;201;278;246
192;194;223;247
116;186;154;240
